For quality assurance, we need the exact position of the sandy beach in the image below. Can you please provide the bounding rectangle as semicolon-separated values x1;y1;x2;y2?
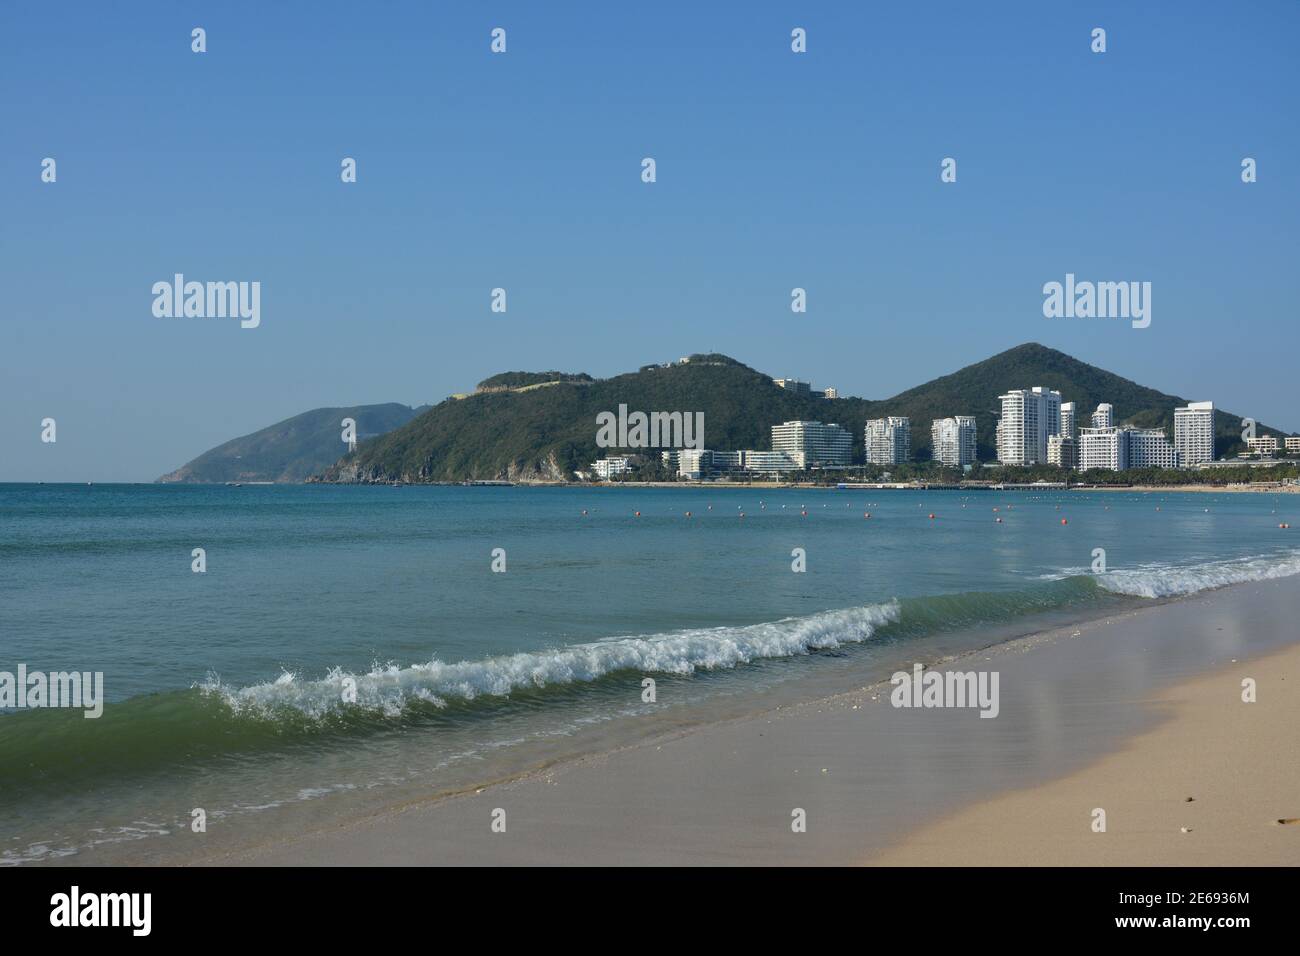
176;575;1300;867
871;641;1300;865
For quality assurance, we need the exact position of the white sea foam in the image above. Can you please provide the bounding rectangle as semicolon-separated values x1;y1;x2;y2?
1092;550;1300;599
202;601;902;719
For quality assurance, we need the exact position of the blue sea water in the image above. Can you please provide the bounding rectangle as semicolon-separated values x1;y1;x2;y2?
1;483;1297;864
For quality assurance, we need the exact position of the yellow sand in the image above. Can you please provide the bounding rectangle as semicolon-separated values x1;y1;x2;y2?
869;643;1300;865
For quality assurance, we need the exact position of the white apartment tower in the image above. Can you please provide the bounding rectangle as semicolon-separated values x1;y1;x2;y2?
1126;429;1180;469
866;417;911;465
1174;402;1215;466
930;416;977;467
996;387;1062;465
1091;403;1114;429
1060;402;1077;441
1079;428;1127;471
1078;427;1179;471
771;421;852;468
1047;434;1078;470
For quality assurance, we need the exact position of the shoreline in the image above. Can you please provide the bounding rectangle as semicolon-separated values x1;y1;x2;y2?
869;640;1300;865
13;480;1296;494
168;575;1300;867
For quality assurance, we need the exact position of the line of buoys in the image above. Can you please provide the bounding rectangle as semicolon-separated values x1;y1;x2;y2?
1282;523;1291;530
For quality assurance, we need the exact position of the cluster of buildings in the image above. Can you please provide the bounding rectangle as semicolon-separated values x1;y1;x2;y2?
1245;436;1300;456
588;380;1290;482
996;388;1216;471
669;421;853;478
773;377;838;399
648;415;975;479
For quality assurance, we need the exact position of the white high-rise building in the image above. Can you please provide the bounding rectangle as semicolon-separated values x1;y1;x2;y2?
1079;428;1127;471
1048;434;1078;470
1060;402;1077;441
996;387;1062;465
771;421;852;468
1174;401;1215;467
866;417;911;465
1126;429;1179;469
930;416;977;467
1091;403;1114;429
1078;427;1179;471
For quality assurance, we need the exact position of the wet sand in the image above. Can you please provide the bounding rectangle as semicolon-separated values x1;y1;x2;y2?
192;575;1300;866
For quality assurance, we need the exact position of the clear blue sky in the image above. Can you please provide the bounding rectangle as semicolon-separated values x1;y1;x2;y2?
2;1;1297;481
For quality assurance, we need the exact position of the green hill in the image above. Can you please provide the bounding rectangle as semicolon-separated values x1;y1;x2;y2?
879;342;1287;460
157;403;427;483
476;371;595;391
321;344;1291;482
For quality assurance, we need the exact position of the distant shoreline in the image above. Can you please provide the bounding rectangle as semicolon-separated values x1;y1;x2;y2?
10;479;1294;494
572;481;1300;493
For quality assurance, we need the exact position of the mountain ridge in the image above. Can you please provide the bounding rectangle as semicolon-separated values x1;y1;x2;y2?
317;344;1291;483
157;403;428;483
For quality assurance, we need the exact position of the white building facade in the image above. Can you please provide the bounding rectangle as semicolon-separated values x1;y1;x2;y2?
1078;427;1179;471
1174;401;1215;467
866;417;911;465
742;450;800;474
1047;434;1078;470
1126;429;1180;468
930;416;977;467
592;456;634;479
996;387;1062;465
771;421;852;469
1079;428;1127;471
1060;402;1077;441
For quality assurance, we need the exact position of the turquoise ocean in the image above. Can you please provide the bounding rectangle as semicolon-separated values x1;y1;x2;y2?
2;483;1297;864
